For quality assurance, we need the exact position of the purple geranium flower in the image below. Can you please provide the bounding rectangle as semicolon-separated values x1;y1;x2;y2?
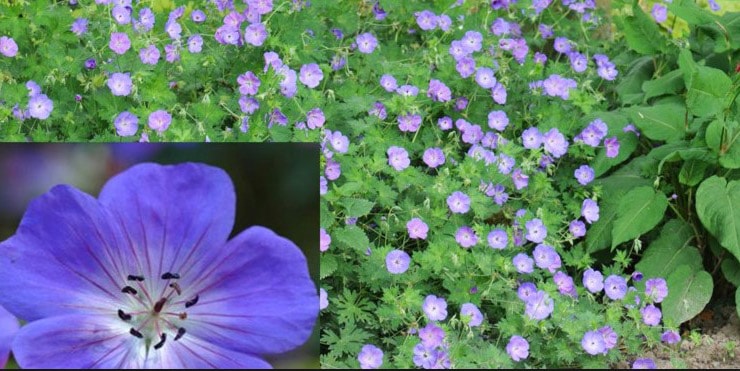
319;288;328;310
387;146;410;171
299;63;323;89
139;44;160;65
574;165;595;186
107;72;133;97
645;278;668;303
188;35;204;53
543;128;569;158
70;18;89;36
513;253;534;274
661;330;680;344
582;330;606;355
237;71;261;96
633;358;657;369
148;110;172;133
109;32;131;54
438;117;453;130
455;226;478;249
419;323;445;348
506;335;529;362
512;169;529;190
380;74;397;92
412;343;437;369
112;5;132;24
487;229;508;250
422;147;445;168
114;111;139;137
319;228;331;253
356;33;378;54
386;250;410;274
475;67;497;89
600;326;618;350
447;191;470;214
422;295;448;321
651;4;667;23
244;23;268;46
358;344;383;369
533;244;561;273
522;127;543;149
460;303;483;327
427;79;451;102
0;163;318;368
326;130;349;154
517;282;537;302
398;113;422;133
416;10;438;31
604;136;620;158
581;199;600;224
583;268;604;293
641;304;662;326
0;305;18;367
570;220;586;238
525;290;554;320
28;94;54;120
604;275;628;300
524;218;547;244
487;110;509;131
554;271;577;298
407;218;429;240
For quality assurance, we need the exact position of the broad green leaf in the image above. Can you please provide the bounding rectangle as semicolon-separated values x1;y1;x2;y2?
620;4;666;55
616;57;654;105
320;201;333;228
636;219;702;280
663;265;713;325
586;197;619;253
642;69;684;101
321;254;338;279
706;119;724;153
627;103;686;143
611;186;669;249
722;257;740;287
669;0;717;25
686;65;732;117
696;176;740;261
334;225;370;253
719;124;740;169
340;198;375;218
679;160;710;186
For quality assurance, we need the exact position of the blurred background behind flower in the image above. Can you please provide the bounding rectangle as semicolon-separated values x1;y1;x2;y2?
0;143;319;369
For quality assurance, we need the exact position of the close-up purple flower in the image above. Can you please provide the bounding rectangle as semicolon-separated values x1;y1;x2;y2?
604;274;628;300
299;63;323;89
582;330;606;355
524;218;547;244
380;74;397;92
521;127;543;149
387;146;410;171
407;218;429;240
113;111;139;137
475;67;497;89
27;93;54;120
525;290;554;320
460;303;483;327
385;249;411;274
0;306;18;367
0;36;18;56
244;23;268;46
415;10;438;31
412;343;438;369
319;288;328;310
139;44;160;65
422;295;448;321
583;268;604;293
599;325;618;350
357;344;383;369
0;163;318;368
487;229;508;250
418;323;445;349
109;32;131;54
398;113;422;133
487;110;509;131
320;228;331;252
517;282;537;302
661;330;680;344
581;198;600;224
554;271;577;298
187;35;204;53
112;5;132;25
533;244;561;273
455;226;478;249
574;165;595;185
325;130;349;154
148;109;172;133
641;304;662;326
427;79;451;102
447;191;471;214
651;4;668;23
543;128;569;158
604;136;620;158
645;278;668;303
356;32;378;54
237;71;261;96
70;18;89;36
512;168;529;190
569;220;586;238
107;72;133;97
422;147;445;168
513;253;534;274
506;335;529;362
633;358;657;369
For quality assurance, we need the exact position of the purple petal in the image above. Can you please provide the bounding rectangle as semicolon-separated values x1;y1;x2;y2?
0;185;130;320
157;335;272;368
187;226;318;355
97;163;236;281
0;306;18;367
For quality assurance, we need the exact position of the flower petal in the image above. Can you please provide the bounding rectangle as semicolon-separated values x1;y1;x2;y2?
153;334;272;369
12;314;144;368
97;163;236;282
0;306;19;368
186;226;318;355
0;185;130;320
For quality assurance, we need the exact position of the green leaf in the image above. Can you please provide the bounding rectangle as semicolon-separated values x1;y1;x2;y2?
721;257;740;287
719;123;740;169
696;176;740;262
669;0;717;25
706;119;724;153
737;287;740;320
586;197;619;253
679;160;710;186
636;219;702;280
620;4;667;55
320;201;333;228
686;65;732;117
627;102;686;143
663;265;713;325
321;254;338;279
611;186;669;249
642;69;685;101
340;198;375;218
334;225;371;253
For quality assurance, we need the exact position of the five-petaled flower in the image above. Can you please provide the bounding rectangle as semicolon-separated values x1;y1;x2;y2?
0;163;318;368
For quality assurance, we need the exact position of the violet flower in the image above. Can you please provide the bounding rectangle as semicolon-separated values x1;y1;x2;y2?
0;305;19;368
0;163;318;368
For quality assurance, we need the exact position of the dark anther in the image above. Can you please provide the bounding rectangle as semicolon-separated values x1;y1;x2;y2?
178;312;188;320
185;295;199;308
117;309;132;321
169;282;182;295
129;328;143;338
174;327;186;341
153;333;167;350
154;298;167;313
161;272;180;280
121;286;138;295
127;275;145;281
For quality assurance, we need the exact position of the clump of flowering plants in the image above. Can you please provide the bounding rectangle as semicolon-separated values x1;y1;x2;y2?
319;0;688;368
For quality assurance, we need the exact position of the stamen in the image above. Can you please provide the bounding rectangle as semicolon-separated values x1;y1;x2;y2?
185;295;199;308
154;298;167;313
174;327;186;341
117;309;132;321
121;286;138;295
127;275;145;281
169;282;182;295
153;333;167;350
129;328;143;338
178;312;187;320
161;272;180;280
